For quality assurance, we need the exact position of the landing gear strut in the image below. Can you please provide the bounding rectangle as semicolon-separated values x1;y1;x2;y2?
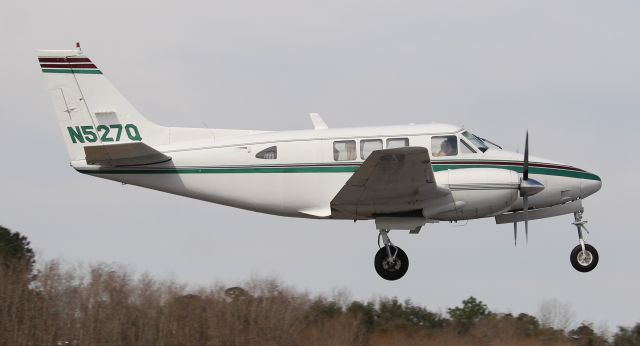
569;210;599;272
374;230;409;280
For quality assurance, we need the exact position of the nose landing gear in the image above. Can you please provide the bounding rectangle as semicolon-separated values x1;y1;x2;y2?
570;210;599;272
374;230;409;280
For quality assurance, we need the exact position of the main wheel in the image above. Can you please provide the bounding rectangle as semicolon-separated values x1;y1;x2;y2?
570;244;599;272
374;246;409;280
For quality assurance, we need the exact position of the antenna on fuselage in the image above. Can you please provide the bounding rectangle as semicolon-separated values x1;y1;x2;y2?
309;113;328;130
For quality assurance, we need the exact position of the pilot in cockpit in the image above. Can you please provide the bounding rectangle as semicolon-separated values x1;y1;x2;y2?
435;136;457;157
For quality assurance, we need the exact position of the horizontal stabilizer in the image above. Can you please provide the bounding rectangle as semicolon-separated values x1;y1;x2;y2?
495;200;583;224
84;142;171;167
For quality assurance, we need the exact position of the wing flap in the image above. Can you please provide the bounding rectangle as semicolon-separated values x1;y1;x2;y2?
84;142;171;166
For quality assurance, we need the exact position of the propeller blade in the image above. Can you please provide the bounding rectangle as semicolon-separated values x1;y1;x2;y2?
523;195;529;244
523;131;529;181
513;222;517;246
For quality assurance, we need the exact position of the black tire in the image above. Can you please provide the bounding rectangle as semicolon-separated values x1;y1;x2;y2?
374;246;409;280
570;244;599;272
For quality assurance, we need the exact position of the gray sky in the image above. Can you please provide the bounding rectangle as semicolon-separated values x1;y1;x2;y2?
1;0;638;331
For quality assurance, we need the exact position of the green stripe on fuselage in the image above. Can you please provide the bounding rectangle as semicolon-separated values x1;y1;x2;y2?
79;163;601;181
83;165;357;175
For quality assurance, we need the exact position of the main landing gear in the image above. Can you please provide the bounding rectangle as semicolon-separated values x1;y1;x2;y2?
374;230;409;280
570;210;599;272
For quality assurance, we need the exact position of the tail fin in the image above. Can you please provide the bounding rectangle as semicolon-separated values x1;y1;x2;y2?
37;45;169;162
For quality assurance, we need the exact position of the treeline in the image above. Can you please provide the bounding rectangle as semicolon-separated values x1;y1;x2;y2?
1;226;639;346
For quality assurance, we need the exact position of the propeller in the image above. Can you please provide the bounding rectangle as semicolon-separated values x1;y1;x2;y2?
514;131;545;245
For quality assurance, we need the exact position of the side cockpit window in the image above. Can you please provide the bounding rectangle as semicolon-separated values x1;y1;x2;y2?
333;140;357;161
256;146;277;159
432;135;458;157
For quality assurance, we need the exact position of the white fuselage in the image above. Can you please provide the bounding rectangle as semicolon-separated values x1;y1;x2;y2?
74;123;601;221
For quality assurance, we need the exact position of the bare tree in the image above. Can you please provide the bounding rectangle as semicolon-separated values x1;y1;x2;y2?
537;299;576;331
1;256;618;346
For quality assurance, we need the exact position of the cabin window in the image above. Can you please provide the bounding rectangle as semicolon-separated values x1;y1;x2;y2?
255;146;277;159
360;139;382;160
460;139;477;154
333;140;357;161
386;138;409;149
432;135;458;157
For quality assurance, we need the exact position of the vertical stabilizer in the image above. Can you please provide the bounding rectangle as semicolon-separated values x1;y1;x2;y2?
37;45;170;162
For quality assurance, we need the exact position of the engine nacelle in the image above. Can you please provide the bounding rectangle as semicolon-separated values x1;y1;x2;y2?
431;168;520;220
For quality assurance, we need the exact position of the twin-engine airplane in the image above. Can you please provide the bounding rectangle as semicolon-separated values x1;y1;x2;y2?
38;44;602;280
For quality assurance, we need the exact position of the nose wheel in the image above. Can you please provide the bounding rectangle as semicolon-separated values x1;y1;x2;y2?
375;230;409;280
570;210;599;273
570;243;599;272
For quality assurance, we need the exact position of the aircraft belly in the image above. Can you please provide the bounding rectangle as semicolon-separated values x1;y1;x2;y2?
184;174;286;214
283;172;348;217
88;171;342;218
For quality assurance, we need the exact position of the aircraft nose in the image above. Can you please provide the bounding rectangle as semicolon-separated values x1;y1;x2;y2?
580;173;602;198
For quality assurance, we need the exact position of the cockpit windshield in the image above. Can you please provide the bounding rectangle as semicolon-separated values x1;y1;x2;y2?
462;131;489;153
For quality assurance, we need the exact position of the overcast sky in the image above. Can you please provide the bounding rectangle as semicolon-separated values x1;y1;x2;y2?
1;0;638;332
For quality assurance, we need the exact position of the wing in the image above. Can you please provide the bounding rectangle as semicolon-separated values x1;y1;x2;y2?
330;146;449;219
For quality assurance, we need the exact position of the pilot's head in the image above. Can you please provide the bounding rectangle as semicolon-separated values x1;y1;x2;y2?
441;137;456;155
